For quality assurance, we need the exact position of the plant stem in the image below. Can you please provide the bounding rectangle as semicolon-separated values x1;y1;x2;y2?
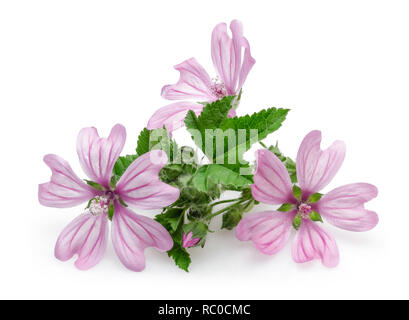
206;199;247;220
210;198;242;207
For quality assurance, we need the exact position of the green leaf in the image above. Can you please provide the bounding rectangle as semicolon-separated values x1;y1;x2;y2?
155;208;184;232
307;193;323;203
108;202;114;220
113;154;138;179
84;180;104;191
278;203;294;212
221;107;289;150
136;127;176;159
191;164;252;192
184;96;235;133
186;99;289;174
293;185;302;201
183;221;208;239
292;213;302;230
309;210;323;222
167;244;191;272
221;208;242;230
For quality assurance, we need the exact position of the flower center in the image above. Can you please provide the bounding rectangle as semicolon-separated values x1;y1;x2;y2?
210;77;227;99
298;203;312;219
89;196;109;216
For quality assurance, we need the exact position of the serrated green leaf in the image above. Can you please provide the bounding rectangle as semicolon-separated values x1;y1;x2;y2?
185;96;235;133
192;164;252;192
136;127;176;159
278;203;294;212
292;213;302;230
309;210;323;222
307;193;323;203
186;99;289;174
167;244;191;272
293;185;302;201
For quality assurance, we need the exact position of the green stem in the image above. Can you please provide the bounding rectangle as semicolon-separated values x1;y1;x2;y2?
206;199;247;220
210;198;242;207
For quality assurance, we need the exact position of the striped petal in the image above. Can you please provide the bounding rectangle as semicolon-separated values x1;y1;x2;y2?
147;101;204;133
77;124;126;188
38;154;96;208
236;210;295;255
317;183;379;232
116;150;180;210
296;130;346;198
111;203;173;272
55;212;108;270
292;219;339;268
251;149;295;205
161;58;215;101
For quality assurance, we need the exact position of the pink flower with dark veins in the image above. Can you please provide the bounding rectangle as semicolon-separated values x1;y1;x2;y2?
236;130;379;267
182;231;201;248
38;124;180;271
147;19;256;132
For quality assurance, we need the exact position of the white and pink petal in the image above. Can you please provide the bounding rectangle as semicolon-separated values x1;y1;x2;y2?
236;211;295;255
116;150;180;210
161;58;215;101
251;149;295;205
296;130;346;198
317;183;379;232
39;154;97;208
211;22;237;95
76;124;126;188
292;219;339;268
237;36;256;91
111;203;173;272
147;101;204;133
55;212;108;270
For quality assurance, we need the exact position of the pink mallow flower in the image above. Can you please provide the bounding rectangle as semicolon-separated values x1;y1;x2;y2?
236;130;379;267
182;231;201;248
147;19;256;132
38;124;180;271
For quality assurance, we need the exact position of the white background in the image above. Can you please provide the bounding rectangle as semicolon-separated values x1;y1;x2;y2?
0;0;408;300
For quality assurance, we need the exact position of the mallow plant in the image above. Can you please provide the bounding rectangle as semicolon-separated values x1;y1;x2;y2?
38;20;379;272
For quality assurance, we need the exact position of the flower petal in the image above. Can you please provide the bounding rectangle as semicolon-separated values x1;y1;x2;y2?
236;211;295;255
237;36;256;91
161;58;214;101
39;154;96;208
251;149;295;205
292;219;339;268
317;183;379;231
55;212;108;270
147;101;204;133
296;130;346;198
211;22;237;95
76;124;126;188
111;203;173;272
211;20;254;95
116;150;180;210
